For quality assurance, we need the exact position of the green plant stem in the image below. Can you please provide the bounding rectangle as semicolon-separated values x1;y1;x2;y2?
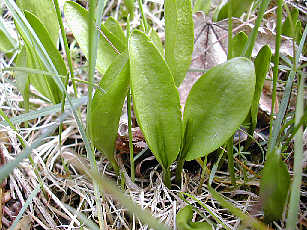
127;89;135;182
286;71;305;229
52;0;77;97
227;0;232;59
163;167;171;189
269;25;307;152
197;156;207;194
242;0;270;58
137;0;148;32
87;1;105;229
268;0;283;151
175;159;184;186
227;137;236;185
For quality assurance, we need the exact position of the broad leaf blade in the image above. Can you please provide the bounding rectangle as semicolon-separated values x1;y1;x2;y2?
21;10;65;104
260;148;290;223
250;45;271;133
89;52;130;173
64;1;119;74
149;28;163;56
128;30;182;170
165;0;194;86
213;0;254;22
183;57;255;161
16;0;59;45
232;31;248;57
15;46;30;112
104;17;127;46
24;11;67;76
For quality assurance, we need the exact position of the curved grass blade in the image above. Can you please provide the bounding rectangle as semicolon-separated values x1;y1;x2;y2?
208;185;270;230
0;96;87;127
165;0;194;86
128;30;182;181
63;152;171;230
0;104;81;183
182;57;255;161
89;52;130;173
64;205;100;230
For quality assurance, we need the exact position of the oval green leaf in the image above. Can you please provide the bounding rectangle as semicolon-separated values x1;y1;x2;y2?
165;0;194;86
89;52;130;173
176;205;213;230
16;0;59;45
260;148;290;223
128;30;182;170
182;57;255;161
64;1;120;74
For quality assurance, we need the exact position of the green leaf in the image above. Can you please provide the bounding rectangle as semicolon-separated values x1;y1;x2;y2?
282;8;299;38
64;1;119;74
20;10;66;104
193;0;211;14
89;52;130;173
16;0;59;45
250;45;271;134
165;0;194;86
15;46;30;112
232;31;248;57
260;148;290;223
0;18;17;53
176;205;213;230
128;30;182;170
149;28;164;56
213;0;254;22
123;0;135;19
24;11;67;77
101;17;127;52
182;57;255;161
0;29;15;53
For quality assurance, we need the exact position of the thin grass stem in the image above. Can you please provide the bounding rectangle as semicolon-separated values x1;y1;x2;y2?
137;0;148;32
286;71;305;229
242;0;270;58
268;0;283;150
127;89;135;182
197;156;207;194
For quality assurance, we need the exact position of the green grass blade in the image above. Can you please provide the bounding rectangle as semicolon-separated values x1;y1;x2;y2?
0;96;87;127
181;192;232;230
268;0;283;147
208;185;269;230
286;71;305;229
64;205;100;230
9;185;41;230
269;25;307;151
241;0;270;58
90;170;171;230
53;0;77;97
